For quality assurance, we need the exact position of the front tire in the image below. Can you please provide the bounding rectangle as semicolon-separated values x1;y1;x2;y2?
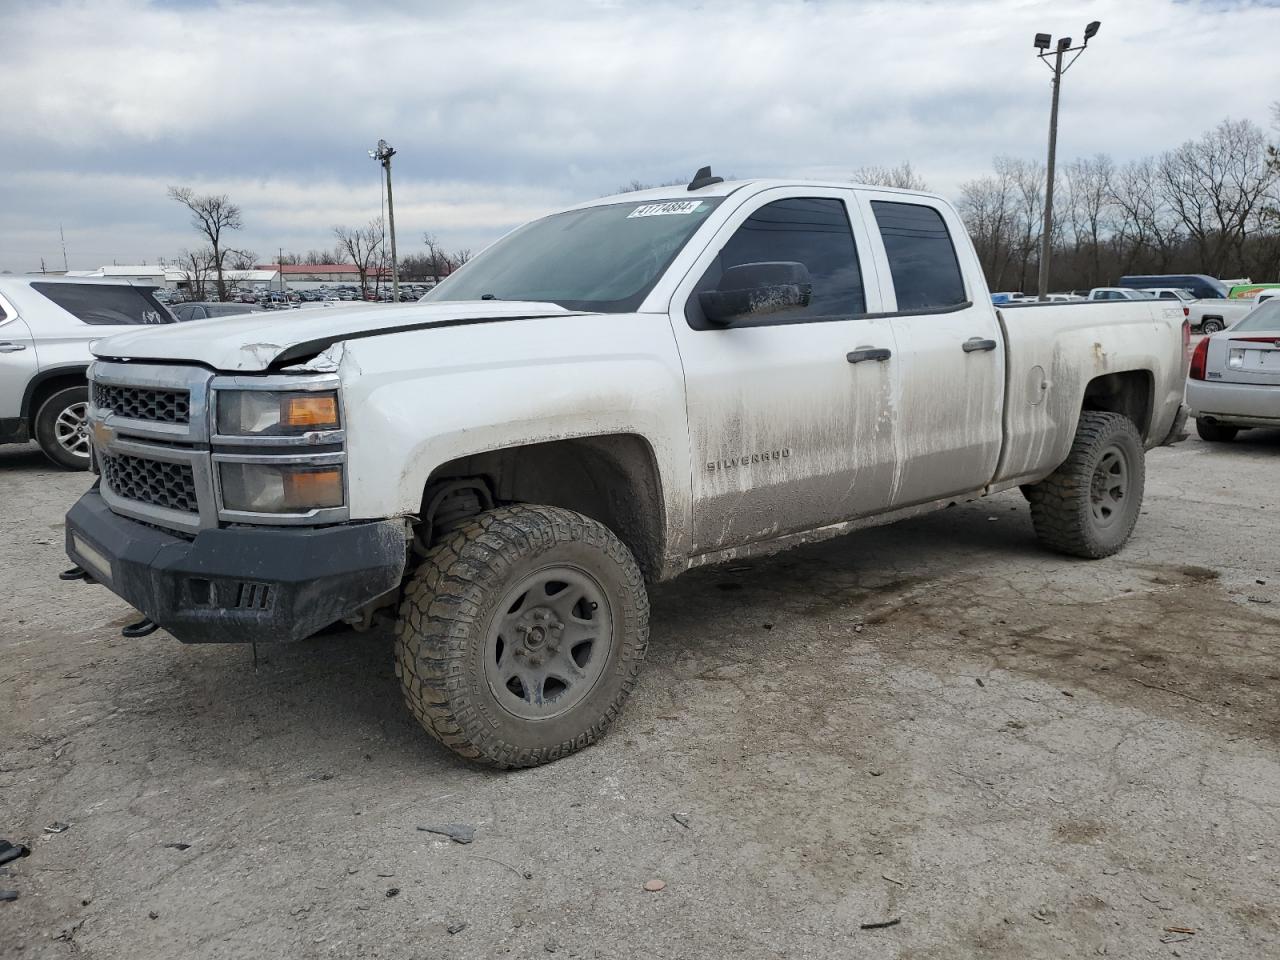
1195;419;1238;442
1201;319;1224;334
1025;411;1145;559
33;385;91;470
394;505;649;768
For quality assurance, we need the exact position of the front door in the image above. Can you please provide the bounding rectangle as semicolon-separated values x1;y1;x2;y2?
0;308;38;430
669;188;901;555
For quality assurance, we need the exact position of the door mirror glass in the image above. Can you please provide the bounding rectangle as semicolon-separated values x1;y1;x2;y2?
698;261;812;325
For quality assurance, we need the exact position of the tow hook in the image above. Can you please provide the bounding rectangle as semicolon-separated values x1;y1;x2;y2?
121;617;159;638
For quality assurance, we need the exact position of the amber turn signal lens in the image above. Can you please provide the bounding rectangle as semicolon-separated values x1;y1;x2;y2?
282;393;340;429
282;467;344;510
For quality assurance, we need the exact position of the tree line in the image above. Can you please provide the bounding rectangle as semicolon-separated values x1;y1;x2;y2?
951;113;1280;293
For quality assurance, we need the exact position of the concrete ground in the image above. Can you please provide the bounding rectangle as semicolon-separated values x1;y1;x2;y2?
1;430;1277;960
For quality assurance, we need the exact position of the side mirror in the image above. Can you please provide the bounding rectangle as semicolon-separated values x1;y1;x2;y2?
698;261;812;325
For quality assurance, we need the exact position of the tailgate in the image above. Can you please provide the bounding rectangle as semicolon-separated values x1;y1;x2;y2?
1211;334;1280;386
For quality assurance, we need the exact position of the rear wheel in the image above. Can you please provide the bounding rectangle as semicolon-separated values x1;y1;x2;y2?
1201;318;1224;334
1025;411;1145;559
394;504;649;767
33;385;91;470
1195;419;1238;442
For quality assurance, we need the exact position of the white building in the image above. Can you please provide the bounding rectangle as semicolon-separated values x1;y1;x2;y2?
65;265;282;291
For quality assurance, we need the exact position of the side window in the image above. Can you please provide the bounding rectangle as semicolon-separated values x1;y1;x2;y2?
870;200;967;312
30;283;173;326
686;197;865;328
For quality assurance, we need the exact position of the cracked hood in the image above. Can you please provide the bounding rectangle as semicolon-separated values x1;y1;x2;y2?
91;300;579;372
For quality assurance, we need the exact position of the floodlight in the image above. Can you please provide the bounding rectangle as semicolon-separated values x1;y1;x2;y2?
1057;36;1072;51
1034;32;1051;50
1084;20;1100;40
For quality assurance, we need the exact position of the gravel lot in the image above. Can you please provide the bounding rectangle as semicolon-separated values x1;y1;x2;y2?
2;430;1278;959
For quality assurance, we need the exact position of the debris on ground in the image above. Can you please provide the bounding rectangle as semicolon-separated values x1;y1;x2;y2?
148;910;159;920
43;822;69;834
882;874;905;886
1246;596;1272;604
385;887;400;898
1164;926;1196;935
418;824;476;844
0;842;30;866
163;842;191;851
860;917;901;930
643;879;666;892
0;890;18;902
447;922;468;935
671;813;690;829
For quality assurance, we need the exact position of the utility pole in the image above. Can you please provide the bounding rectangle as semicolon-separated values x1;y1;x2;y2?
370;139;399;303
1033;21;1100;301
59;224;69;271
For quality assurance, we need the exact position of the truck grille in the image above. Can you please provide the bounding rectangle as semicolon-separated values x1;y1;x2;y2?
100;452;199;514
93;383;191;424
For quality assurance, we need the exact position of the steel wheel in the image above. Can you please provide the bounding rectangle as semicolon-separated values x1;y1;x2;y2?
53;401;91;460
485;564;614;722
1089;443;1129;529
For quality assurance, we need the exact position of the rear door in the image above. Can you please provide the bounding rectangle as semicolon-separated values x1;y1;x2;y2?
24;282;173;372
855;193;1005;507
0;295;38;425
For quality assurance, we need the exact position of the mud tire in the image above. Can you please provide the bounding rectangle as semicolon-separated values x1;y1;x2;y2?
1025;411;1145;559
394;504;649;768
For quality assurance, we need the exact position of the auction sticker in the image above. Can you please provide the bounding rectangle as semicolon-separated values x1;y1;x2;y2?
628;201;703;218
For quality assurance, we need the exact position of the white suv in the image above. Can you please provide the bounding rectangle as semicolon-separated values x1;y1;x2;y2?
0;277;173;468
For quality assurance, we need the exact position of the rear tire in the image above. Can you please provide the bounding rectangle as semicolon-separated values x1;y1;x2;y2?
1195;419;1238;442
394;504;649;768
1201;319;1224;334
1025;411;1145;559
33;385;91;470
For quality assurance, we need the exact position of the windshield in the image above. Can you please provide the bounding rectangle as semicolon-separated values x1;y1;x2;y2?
1231;300;1280;332
424;198;723;312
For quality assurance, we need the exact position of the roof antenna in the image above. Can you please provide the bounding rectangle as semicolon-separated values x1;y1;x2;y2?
688;166;724;191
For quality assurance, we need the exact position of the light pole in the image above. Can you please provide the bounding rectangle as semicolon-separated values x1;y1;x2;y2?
1034;20;1100;301
369;139;400;303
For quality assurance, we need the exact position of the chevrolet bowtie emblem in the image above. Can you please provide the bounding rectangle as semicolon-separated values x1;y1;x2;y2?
90;419;116;450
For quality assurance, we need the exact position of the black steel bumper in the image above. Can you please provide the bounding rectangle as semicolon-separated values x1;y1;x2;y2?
65;489;406;644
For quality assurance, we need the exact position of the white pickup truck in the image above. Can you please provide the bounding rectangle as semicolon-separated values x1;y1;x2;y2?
65;171;1190;767
1186;291;1280;334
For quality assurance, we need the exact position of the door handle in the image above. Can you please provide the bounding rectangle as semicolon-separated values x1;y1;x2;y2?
847;346;892;364
962;337;998;353
0;342;28;353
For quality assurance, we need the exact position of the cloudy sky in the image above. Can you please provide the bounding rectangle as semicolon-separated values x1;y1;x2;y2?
1;0;1277;273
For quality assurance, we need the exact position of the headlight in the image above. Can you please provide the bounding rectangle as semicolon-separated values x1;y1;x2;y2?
216;390;340;436
219;462;345;513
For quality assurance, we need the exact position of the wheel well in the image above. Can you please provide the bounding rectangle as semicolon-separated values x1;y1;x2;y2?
420;434;666;581
1081;370;1153;438
24;368;89;421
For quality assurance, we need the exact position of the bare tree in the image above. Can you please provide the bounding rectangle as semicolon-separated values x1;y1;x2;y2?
167;186;243;301
422;233;453;284
851;162;928;190
1063;154;1113;287
175;248;215;301
333;219;385;296
452;248;472;267
225;248;258;271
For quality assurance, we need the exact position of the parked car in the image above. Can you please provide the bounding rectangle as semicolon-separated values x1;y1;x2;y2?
1119;274;1229;300
171;301;263;322
1184;296;1259;334
1088;287;1156;301
1187;298;1280;441
1140;288;1196;302
67;174;1189;767
0;278;174;468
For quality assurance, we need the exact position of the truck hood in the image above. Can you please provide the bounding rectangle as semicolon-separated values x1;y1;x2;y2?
91;300;583;372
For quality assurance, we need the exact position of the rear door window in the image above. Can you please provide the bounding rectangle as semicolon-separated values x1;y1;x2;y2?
870;201;967;311
31;283;174;326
